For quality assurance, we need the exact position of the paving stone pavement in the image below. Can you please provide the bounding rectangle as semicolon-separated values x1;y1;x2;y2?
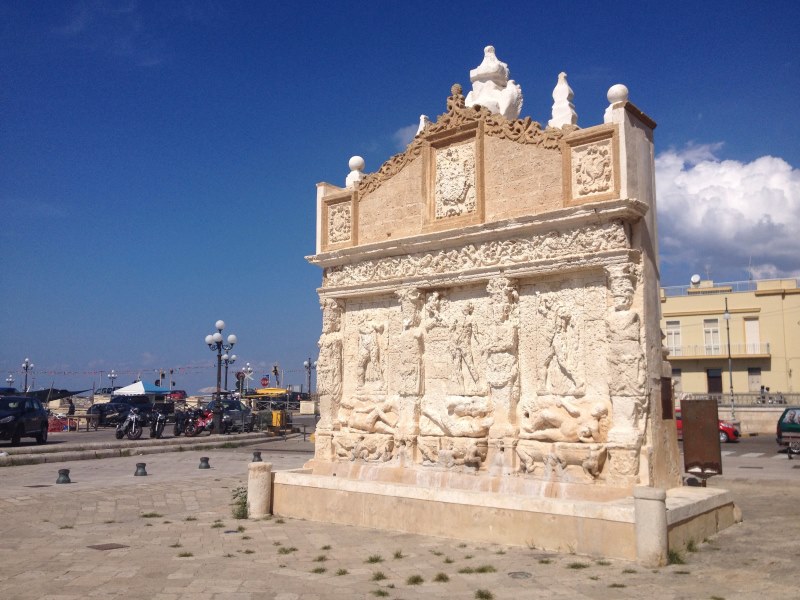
0;441;798;600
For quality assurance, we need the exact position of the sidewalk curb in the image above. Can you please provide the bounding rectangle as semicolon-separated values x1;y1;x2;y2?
0;434;308;467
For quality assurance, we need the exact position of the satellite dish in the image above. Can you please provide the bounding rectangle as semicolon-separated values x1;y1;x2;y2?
690;274;701;285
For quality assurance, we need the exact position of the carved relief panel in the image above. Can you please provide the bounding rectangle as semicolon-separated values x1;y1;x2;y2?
562;124;620;206
321;190;357;251
424;124;485;231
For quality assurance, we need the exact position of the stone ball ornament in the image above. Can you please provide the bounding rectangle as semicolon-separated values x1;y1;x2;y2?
607;84;629;104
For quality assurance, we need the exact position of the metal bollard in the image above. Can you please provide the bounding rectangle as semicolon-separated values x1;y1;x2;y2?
252;451;262;462
134;463;148;476
56;468;71;484
199;456;211;469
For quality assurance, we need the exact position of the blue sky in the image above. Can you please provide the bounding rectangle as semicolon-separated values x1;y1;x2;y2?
2;1;799;394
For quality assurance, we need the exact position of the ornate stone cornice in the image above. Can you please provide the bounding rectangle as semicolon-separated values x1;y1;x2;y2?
319;219;631;290
357;84;577;197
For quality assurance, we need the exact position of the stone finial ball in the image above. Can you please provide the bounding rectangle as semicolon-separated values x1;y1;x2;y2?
348;156;365;172
607;84;629;104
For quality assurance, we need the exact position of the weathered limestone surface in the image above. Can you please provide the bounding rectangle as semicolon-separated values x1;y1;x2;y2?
291;47;708;561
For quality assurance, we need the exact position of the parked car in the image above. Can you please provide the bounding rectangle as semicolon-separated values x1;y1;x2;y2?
0;396;49;445
776;407;800;456
205;399;255;432
86;402;133;426
675;412;740;443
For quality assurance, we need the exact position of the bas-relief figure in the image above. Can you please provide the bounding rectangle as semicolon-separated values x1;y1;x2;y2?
537;294;584;396
485;277;520;439
356;316;386;391
316;298;344;432
450;301;481;395
605;264;646;444
396;288;425;397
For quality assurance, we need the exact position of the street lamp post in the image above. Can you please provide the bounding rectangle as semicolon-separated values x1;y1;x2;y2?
108;369;118;391
303;357;317;395
205;320;237;434
5;373;14;387
724;298;735;419
222;353;237;392
21;358;34;394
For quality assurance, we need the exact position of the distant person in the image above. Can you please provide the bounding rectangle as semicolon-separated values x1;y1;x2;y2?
67;399;75;416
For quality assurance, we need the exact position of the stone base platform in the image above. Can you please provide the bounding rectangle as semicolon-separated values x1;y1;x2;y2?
272;469;737;563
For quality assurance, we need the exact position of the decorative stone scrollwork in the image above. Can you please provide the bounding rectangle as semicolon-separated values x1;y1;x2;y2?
323;221;628;288
356;82;566;197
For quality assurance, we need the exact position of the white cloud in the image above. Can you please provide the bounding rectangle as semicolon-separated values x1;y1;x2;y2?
656;144;800;281
393;123;418;151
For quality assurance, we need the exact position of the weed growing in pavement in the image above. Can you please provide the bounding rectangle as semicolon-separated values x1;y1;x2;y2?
495;549;505;555
622;568;637;574
458;543;467;548
144;523;153;527
211;522;225;528
434;573;449;582
169;543;182;548
177;552;193;558
595;560;611;566
237;525;246;532
406;574;424;585
278;546;297;555
273;541;282;546
710;596;725;600
538;558;552;565
589;576;599;581
224;553;235;558
241;536;251;540
335;569;349;576
371;591;389;598
667;549;685;565
162;521;171;524
430;550;444;556
322;545;332;550
686;539;698;553
474;590;494;600
262;515;273;521
371;571;387;581
475;565;496;573
140;512;163;518
674;570;691;575
444;557;454;564
184;516;197;522
567;562;590;569
313;555;328;562
366;554;384;563
59;525;73;530
311;567;327;574
103;520;116;524
609;583;626;588
393;550;405;559
231;486;248;519
243;549;255;555
464;554;474;559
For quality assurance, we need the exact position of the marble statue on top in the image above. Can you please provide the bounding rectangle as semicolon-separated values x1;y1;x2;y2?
465;46;523;121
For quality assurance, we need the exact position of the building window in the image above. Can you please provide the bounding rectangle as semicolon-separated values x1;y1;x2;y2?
745;318;761;354
666;320;682;356
748;367;762;392
704;318;720;355
671;368;682;394
706;368;723;394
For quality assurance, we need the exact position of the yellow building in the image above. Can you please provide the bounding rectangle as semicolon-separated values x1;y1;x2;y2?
660;277;800;396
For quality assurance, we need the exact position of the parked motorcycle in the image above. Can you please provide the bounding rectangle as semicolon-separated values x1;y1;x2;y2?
115;407;145;440
149;407;166;439
173;408;187;437
184;407;213;437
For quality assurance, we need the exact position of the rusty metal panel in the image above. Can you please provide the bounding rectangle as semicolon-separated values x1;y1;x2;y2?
682;398;722;478
661;377;674;419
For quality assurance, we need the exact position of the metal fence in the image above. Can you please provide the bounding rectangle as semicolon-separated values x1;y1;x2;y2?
678;392;799;406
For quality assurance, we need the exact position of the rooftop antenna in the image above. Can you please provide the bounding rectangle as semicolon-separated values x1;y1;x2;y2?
704;264;711;280
747;256;753;280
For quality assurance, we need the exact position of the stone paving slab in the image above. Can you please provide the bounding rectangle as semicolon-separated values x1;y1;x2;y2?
0;444;798;599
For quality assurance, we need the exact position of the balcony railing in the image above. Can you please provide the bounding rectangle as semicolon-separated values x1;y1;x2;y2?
665;343;770;358
677;392;799;407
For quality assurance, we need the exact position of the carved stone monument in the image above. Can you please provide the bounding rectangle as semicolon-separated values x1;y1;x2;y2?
273;47;738;565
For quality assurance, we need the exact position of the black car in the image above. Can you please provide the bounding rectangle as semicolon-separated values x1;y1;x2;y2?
0;396;49;445
86;402;133;426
